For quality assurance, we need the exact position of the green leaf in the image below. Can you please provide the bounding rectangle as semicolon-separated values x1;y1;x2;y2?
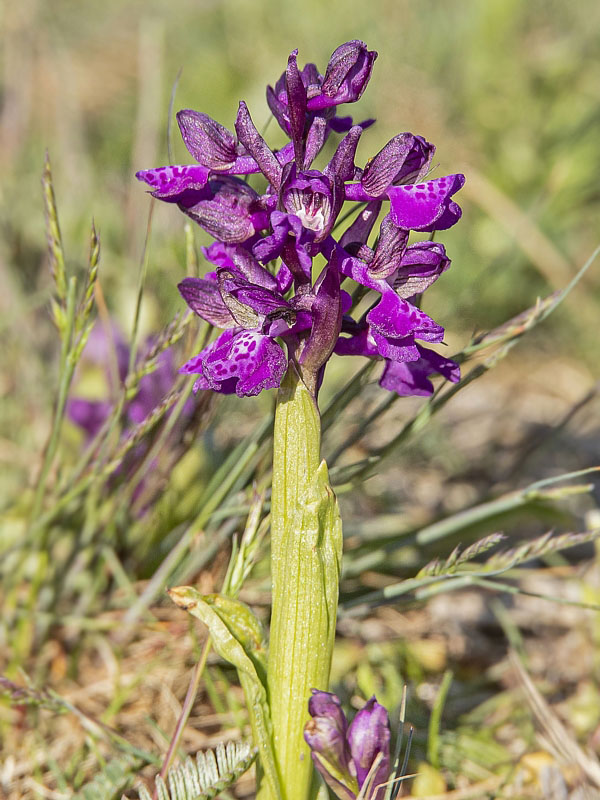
168;588;280;800
135;741;256;800
73;755;140;800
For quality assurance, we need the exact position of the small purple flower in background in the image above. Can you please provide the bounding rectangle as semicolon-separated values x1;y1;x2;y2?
67;323;129;439
67;323;184;438
137;40;464;399
304;690;391;800
67;323;195;512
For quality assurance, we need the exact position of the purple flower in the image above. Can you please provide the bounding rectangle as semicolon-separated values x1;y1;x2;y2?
68;323;191;437
345;133;465;232
68;323;195;511
306;41;378;111
67;324;129;439
304;690;391;800
266;42;376;145
136;41;464;399
380;346;460;396
177;250;316;396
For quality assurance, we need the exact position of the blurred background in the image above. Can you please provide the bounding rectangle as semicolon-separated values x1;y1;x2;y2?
1;1;600;797
2;0;599;499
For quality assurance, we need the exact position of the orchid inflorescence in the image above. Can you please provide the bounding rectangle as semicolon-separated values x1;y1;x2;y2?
137;40;464;399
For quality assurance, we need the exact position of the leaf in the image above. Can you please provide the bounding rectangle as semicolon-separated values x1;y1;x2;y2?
135;741;256;800
168;589;280;800
73;756;140;800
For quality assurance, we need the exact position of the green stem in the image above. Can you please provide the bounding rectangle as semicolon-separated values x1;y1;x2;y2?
267;365;342;800
29;276;78;527
155;637;212;797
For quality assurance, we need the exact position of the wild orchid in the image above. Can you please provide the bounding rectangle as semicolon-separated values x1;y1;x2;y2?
137;39;464;800
137;39;463;401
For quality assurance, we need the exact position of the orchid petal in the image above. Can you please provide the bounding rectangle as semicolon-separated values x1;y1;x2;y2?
180;329;286;397
285;49;308;169
393;241;450;298
380;345;460;396
387;173;465;231
183;176;266;243
178;276;236;328
307;40;377;110
235;101;283;189
135;164;210;201
177;110;238;169
347;697;390;800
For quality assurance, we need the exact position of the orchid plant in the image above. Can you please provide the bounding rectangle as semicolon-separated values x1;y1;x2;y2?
137;40;464;800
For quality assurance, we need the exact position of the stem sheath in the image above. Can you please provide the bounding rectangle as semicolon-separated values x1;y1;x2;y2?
267;365;342;800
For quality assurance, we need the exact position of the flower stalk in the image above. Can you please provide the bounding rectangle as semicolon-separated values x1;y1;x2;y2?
267;364;342;800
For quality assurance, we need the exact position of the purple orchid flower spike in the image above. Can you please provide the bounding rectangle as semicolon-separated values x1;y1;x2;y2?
136;39;464;400
305;690;392;800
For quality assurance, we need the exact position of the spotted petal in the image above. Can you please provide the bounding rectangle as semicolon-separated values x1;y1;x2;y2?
370;331;420;362
368;292;444;344
181;329;287;397
338;252;444;345
135;164;210;201
387;174;465;231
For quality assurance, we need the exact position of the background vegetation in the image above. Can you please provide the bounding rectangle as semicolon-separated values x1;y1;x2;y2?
1;1;599;797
